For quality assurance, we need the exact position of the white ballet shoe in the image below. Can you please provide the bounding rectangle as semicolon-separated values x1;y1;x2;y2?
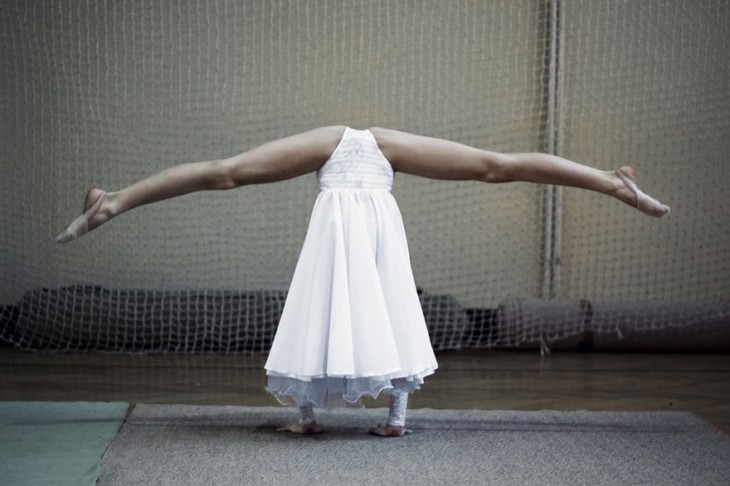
615;168;670;218
55;191;106;243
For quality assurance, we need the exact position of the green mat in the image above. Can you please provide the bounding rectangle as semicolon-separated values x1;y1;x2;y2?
0;401;128;486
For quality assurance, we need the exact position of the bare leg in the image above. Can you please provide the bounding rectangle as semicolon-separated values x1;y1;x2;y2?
58;123;667;243
57;126;346;242
370;127;669;216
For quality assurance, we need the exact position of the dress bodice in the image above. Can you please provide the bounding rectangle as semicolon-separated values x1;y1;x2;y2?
317;127;394;191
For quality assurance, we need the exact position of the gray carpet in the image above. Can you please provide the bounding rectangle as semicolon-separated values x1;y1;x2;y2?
99;404;730;486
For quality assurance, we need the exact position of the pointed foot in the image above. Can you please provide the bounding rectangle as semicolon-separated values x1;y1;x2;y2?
55;189;107;243
615;167;670;218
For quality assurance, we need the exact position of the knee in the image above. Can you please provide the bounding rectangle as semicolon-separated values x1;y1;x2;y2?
481;153;514;183
209;159;239;190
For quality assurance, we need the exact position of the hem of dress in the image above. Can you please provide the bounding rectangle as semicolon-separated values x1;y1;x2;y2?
265;366;437;408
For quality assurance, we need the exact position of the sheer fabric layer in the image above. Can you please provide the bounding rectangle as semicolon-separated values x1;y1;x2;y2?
267;368;436;408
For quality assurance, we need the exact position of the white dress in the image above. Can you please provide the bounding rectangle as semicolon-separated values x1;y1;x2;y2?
265;127;438;407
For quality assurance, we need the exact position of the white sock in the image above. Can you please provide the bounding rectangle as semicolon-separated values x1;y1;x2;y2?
298;403;316;425
387;389;409;427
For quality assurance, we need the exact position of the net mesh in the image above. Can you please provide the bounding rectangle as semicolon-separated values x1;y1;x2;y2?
1;0;729;353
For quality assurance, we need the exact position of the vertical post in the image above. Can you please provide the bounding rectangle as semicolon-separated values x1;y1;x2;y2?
541;0;563;300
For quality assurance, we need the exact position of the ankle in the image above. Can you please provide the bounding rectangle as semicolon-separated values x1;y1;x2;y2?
86;190;118;231
387;388;409;428
298;403;316;426
105;193;118;218
608;170;636;205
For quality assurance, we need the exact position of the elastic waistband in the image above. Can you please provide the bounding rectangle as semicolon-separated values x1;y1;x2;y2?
318;187;392;193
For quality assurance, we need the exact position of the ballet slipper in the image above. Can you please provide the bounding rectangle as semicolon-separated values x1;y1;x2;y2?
368;423;411;437
615;168;670;218
55;191;106;243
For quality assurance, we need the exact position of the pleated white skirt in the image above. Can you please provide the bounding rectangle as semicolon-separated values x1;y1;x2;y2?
265;188;437;407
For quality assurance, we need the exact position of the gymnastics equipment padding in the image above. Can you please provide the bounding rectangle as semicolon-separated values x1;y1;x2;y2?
496;299;730;354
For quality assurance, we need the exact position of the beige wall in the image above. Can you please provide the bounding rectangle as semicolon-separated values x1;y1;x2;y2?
559;0;730;301
1;0;728;308
1;0;545;307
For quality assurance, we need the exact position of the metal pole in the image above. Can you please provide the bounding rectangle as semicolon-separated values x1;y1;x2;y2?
541;0;563;300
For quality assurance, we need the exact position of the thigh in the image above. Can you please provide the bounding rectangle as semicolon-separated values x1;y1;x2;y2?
369;127;503;181
222;125;346;185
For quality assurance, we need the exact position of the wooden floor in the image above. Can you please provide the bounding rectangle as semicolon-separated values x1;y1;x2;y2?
1;349;728;434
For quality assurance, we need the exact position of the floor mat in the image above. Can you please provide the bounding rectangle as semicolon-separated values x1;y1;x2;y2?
0;401;128;486
99;404;730;485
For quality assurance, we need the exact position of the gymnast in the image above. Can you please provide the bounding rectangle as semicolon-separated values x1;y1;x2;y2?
56;125;669;437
